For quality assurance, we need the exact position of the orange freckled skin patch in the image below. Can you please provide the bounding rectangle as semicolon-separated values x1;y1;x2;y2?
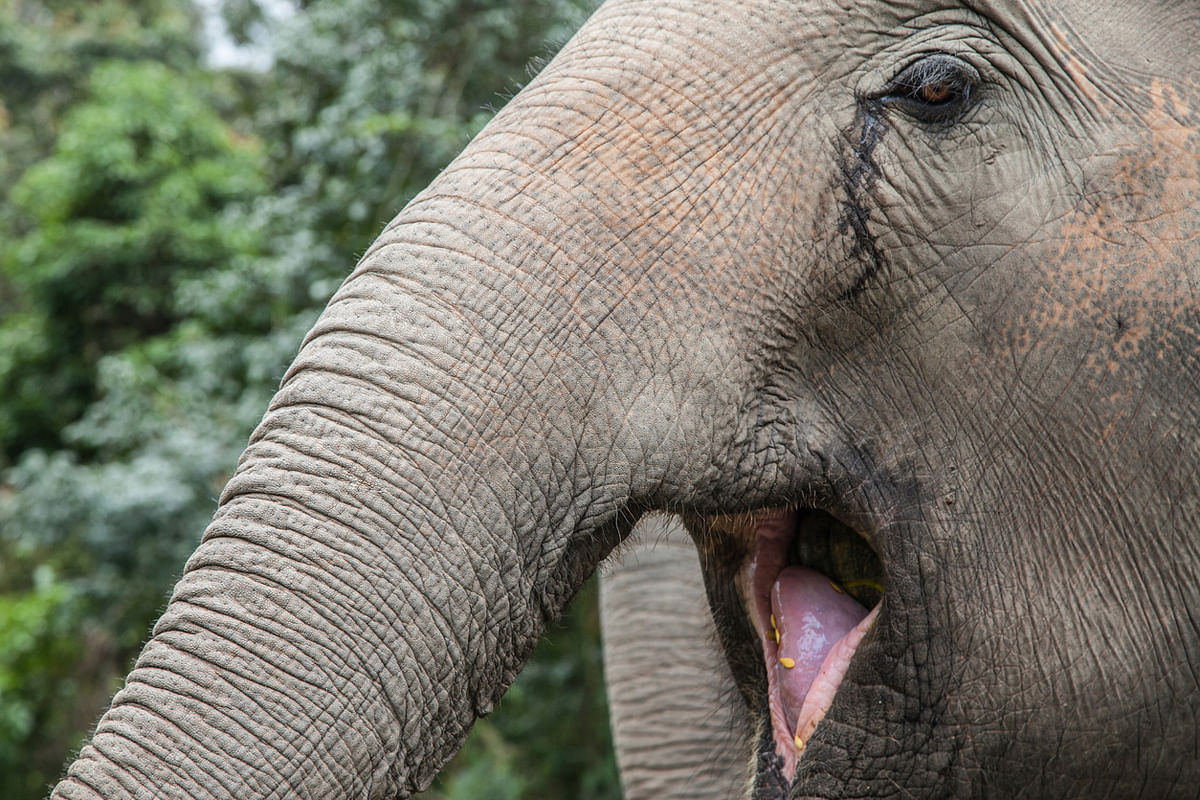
985;67;1198;487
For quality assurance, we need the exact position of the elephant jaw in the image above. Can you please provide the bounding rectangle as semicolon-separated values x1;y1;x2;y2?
743;510;880;783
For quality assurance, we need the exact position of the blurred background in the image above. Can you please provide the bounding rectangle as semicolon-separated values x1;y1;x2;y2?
0;1;618;797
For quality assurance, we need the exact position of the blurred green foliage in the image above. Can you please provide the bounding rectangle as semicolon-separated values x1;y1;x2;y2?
1;59;268;455
0;0;615;797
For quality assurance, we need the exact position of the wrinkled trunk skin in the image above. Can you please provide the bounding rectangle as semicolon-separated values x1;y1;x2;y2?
600;516;751;800
52;3;802;797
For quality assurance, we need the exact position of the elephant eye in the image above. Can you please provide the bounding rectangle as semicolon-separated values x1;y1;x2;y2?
879;54;979;123
917;81;954;104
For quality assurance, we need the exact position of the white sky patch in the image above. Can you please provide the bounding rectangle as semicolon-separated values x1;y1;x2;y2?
195;0;296;71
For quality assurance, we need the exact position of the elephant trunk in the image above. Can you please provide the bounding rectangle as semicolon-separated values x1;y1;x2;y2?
51;204;669;798
54;6;787;795
601;517;752;799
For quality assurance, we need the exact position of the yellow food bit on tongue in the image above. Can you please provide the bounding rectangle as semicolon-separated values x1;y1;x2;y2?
779;657;796;668
794;734;805;751
830;581;844;594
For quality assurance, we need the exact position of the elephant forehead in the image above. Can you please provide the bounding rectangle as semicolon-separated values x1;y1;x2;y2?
969;0;1198;78
577;0;1198;72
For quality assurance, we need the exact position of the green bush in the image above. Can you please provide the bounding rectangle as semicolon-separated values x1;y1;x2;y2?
0;60;267;458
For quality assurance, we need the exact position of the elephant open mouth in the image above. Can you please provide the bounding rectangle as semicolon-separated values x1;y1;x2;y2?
709;508;885;785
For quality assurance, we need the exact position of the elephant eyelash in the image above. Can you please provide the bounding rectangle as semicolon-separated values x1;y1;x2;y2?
877;54;979;124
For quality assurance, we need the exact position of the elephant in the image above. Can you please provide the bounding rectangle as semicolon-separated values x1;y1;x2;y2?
51;0;1200;797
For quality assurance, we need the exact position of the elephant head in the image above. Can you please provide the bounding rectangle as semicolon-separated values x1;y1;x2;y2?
54;0;1200;798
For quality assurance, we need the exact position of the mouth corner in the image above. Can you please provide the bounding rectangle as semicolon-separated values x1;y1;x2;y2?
732;507;885;783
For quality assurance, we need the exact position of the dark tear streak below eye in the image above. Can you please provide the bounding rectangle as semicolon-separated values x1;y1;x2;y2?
836;101;888;302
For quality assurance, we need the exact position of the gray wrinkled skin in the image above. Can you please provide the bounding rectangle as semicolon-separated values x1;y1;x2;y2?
53;1;1199;798
600;516;751;799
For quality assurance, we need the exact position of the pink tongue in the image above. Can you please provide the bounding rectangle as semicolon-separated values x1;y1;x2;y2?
771;566;869;734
